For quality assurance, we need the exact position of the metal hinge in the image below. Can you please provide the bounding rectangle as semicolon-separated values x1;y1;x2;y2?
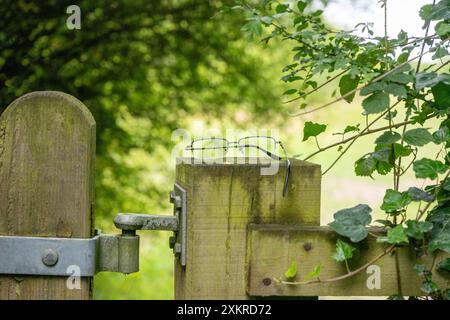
0;183;186;277
114;183;187;266
0;231;139;277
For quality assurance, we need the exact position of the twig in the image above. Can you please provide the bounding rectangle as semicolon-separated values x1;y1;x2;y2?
275;245;395;285
304;107;431;161
283;69;350;104
289;41;447;117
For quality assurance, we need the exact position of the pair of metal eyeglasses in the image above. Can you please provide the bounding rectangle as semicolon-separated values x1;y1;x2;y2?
185;136;291;197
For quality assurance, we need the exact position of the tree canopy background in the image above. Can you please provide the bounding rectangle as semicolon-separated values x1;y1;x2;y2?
0;0;286;298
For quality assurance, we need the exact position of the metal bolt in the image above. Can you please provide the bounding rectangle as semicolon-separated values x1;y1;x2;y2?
169;236;177;249
169;191;175;204
41;249;58;267
262;278;272;286
173;196;182;209
174;243;182;254
303;242;313;252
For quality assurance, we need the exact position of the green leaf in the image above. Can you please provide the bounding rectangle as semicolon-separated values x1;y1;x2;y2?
403;128;433;146
302;121;327;141
307;264;322;279
436;21;450;37
421;281;438;294
387;225;409;244
397;52;410;64
332;239;355;262
407;187;433;202
283;88;297;95
276;4;289;13
405;220;433;240
360;82;384;96
427;207;450;253
355;156;376;177
375;131;401;145
420;0;450;22
433;127;450;144
385;83;408;98
297;1;307;12
380;189;412;213
343;124;360;134
362;92;390;114
413;158;448;179
385;72;413;84
375;219;394;227
432;81;450;108
415;72;450;90
328;204;372;242
339;74;359;103
393;143;413;158
432;47;449;60
429;232;450;253
284;261;298;279
413;264;430;277
241;20;263;38
436;258;450;272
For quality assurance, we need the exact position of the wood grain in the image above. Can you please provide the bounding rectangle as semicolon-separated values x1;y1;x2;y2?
247;224;450;297
174;158;321;299
0;91;96;299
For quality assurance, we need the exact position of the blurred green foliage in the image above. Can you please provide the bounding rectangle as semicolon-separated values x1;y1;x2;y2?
0;0;285;298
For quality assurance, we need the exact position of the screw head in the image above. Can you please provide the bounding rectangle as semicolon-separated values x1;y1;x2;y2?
262;278;272;286
303;242;313;252
41;249;58;267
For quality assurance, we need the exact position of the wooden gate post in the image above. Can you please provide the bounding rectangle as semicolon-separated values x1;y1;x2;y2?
174;158;321;299
0;91;96;299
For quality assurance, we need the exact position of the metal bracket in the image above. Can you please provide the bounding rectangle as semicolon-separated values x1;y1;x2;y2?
0;183;186;276
113;183;187;266
0;231;139;277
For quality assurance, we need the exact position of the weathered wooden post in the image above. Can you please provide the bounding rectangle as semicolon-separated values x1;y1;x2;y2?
174;158;321;299
174;158;449;298
0;91;96;299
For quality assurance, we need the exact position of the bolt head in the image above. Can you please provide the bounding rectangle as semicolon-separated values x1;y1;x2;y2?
41;249;59;267
169;236;177;249
303;242;313;252
174;243;182;254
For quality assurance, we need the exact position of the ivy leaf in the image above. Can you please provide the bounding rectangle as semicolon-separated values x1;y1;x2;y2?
429;233;450;253
427;207;450;253
339;74;359;103
387;225;409;244
332;239;356;262
403;128;433;146
375;131;401;145
405;220;433;240
328;204;372;242
407;187;434;202
436;20;450;37
362;92;390;114
433;127;450;144
436;258;450;272
302;121;327;141
421;281;438;294
420;0;450;22
284;261;298;279
392;143;413;158
380;189;412;213
276;4;289;13
307;264;322;279
432;81;450;108
413;158;448;179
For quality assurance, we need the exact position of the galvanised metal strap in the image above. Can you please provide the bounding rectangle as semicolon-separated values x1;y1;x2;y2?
0;232;139;277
